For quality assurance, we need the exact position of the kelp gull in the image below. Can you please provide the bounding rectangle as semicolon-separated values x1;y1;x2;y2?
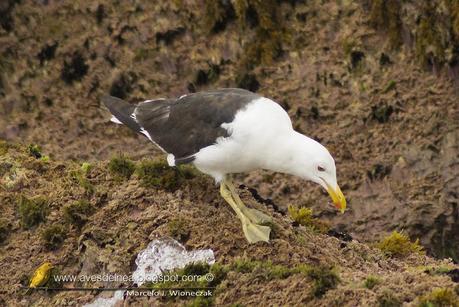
103;88;346;243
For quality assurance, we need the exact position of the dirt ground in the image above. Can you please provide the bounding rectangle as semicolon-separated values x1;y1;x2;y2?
1;0;459;306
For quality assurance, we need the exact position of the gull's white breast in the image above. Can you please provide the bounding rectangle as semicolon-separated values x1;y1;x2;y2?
193;97;293;182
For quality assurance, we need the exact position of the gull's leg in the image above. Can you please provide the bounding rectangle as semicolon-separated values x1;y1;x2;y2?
220;178;271;243
223;179;272;224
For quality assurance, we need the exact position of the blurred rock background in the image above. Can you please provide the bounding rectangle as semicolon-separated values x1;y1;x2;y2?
0;0;459;305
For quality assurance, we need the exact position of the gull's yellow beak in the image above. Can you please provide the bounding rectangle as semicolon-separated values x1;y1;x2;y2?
326;184;346;214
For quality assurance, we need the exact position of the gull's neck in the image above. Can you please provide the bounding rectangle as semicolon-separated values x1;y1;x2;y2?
260;130;315;177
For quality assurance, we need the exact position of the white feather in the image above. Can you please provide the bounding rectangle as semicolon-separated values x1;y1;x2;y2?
110;115;123;125
167;154;176;167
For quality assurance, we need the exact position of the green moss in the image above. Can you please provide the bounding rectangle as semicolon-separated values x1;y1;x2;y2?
424;265;456;276
0;140;8;155
108;155;136;180
231;258;260;273
383;80;396;93
147;261;221;304
364;275;381;290
136;159;195;192
413;1;459;69
450;1;459;40
69;164;95;194
181;262;211;277
187;296;213;307
167;218;190;242
63;200;94;227
40;155;50;163
27;144;42;159
378;290;402;307
288;205;329;233
368;0;402;46
0;218;10;244
288;205;312;224
306;265;340;298
18;195;48;229
415;6;445;68
231;258;338;296
417;288;459;307
41;225;67;250
376;231;424;258
232;259;299;280
207;263;229;287
81;162;92;174
233;0;287;68
149;262;208;290
150;259;337;301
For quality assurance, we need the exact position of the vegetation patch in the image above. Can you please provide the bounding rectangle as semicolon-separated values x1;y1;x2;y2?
230;259;339;297
167;218;190;242
136;159;195;192
378;289;401;307
18;195;48;229
147;259;338;303
27;144;42;159
147;262;227;305
382;80;396;93
63;200;94;227
69;163;95;194
364;275;381;290
368;0;402;47
288;205;329;233
306;265;340;298
376;231;424;258
230;258;303;280
415;3;448;70
0;218;11;244
417;288;459;307
371;103;394;123
41;225;67;250
0;161;13;177
232;0;289;70
108;155;136;180
0;140;9;155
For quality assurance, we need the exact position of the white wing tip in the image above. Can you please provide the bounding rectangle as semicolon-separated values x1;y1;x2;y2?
110;115;123;124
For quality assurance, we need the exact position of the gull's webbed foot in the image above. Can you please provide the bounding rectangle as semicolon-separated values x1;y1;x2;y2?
241;219;271;243
220;178;272;243
242;207;272;224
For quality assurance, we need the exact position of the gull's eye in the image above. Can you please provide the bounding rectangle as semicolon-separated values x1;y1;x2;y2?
317;166;326;172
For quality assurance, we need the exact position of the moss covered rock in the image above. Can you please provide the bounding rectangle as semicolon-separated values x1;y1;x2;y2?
63;200;94;227
108;155;136;180
18;195;48;229
41;224;67;250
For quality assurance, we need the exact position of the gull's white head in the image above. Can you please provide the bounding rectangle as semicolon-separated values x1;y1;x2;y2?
285;132;347;213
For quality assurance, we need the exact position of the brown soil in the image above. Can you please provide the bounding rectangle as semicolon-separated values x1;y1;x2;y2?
1;0;459;306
